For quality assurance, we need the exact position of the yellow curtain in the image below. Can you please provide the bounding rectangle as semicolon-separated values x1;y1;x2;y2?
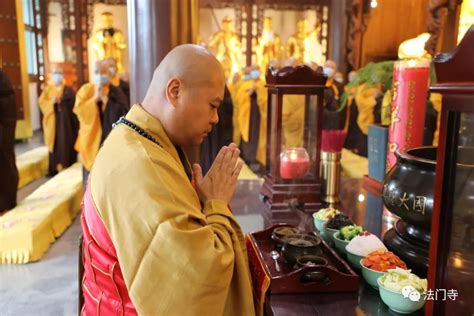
170;0;199;46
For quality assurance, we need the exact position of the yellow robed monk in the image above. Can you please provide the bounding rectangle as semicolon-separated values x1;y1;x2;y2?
80;44;255;315
38;68;78;175
282;94;305;148
322;60;346;130
73;60;128;173
233;66;268;166
103;57;130;107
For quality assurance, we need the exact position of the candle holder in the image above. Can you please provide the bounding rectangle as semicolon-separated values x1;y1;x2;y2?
260;65;327;214
280;148;310;179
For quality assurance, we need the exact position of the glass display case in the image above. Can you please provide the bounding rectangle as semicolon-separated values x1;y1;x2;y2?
427;25;474;316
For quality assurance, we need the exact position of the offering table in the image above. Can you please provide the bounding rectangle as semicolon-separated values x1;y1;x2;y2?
231;178;424;316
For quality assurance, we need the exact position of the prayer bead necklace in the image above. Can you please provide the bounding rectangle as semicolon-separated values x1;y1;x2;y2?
113;116;163;148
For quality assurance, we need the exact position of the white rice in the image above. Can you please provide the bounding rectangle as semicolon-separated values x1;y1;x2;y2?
345;234;387;256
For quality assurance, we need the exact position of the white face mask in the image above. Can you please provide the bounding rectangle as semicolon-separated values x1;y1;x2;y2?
323;67;335;78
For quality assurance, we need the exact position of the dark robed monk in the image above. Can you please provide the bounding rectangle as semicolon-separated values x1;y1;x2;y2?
0;69;19;212
38;68;79;175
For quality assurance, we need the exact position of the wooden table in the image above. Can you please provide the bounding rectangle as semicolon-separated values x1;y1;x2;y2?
230;178;423;316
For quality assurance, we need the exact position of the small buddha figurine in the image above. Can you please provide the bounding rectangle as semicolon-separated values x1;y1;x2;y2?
307;22;325;65
208;16;242;79
286;19;311;63
91;12;127;73
256;17;281;69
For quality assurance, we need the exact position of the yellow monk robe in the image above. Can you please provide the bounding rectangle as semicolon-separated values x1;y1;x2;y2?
38;84;63;152
282;94;305;148
89;104;255;315
73;83;102;171
233;80;268;165
355;84;378;135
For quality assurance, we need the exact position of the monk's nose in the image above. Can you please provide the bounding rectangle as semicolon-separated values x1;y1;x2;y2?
211;111;219;125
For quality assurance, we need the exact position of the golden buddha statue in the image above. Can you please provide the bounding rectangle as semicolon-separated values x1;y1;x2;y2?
91;12;127;73
286;19;311;63
307;22;324;65
208;16;242;79
256;17;281;69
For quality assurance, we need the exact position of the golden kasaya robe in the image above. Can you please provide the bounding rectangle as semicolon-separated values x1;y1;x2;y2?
282;94;305;149
355;84;378;135
38;84;62;152
233;80;268;165
73;83;102;171
89;104;256;315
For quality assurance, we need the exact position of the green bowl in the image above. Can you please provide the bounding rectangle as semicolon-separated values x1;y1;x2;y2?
333;232;350;254
345;247;364;270
323;226;339;244
360;259;386;289
377;277;426;314
312;214;327;233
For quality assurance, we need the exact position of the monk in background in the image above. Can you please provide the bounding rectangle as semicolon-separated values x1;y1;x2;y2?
38;68;78;176
80;44;255;315
74;59;128;182
0;69;18;213
104;57;130;107
199;85;233;174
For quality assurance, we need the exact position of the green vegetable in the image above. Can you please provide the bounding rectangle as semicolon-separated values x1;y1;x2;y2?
379;267;427;293
314;207;340;220
339;225;363;241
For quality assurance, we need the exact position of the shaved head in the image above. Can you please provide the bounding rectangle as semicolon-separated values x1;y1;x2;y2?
142;44;225;147
143;44;224;103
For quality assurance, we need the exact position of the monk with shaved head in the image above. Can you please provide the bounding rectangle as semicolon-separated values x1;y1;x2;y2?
80;44;255;315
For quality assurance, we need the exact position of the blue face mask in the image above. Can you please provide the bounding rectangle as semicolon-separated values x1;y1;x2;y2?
95;74;110;85
52;73;63;85
243;74;252;81
250;70;260;80
323;67;335;78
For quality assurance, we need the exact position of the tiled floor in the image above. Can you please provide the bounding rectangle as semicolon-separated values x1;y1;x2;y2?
0;216;81;315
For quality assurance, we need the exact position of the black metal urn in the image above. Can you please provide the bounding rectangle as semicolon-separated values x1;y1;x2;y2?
382;147;437;277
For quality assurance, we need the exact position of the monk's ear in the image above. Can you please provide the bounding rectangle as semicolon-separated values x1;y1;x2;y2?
165;78;181;108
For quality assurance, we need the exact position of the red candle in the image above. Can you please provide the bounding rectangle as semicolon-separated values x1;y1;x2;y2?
387;59;430;168
280;148;310;179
